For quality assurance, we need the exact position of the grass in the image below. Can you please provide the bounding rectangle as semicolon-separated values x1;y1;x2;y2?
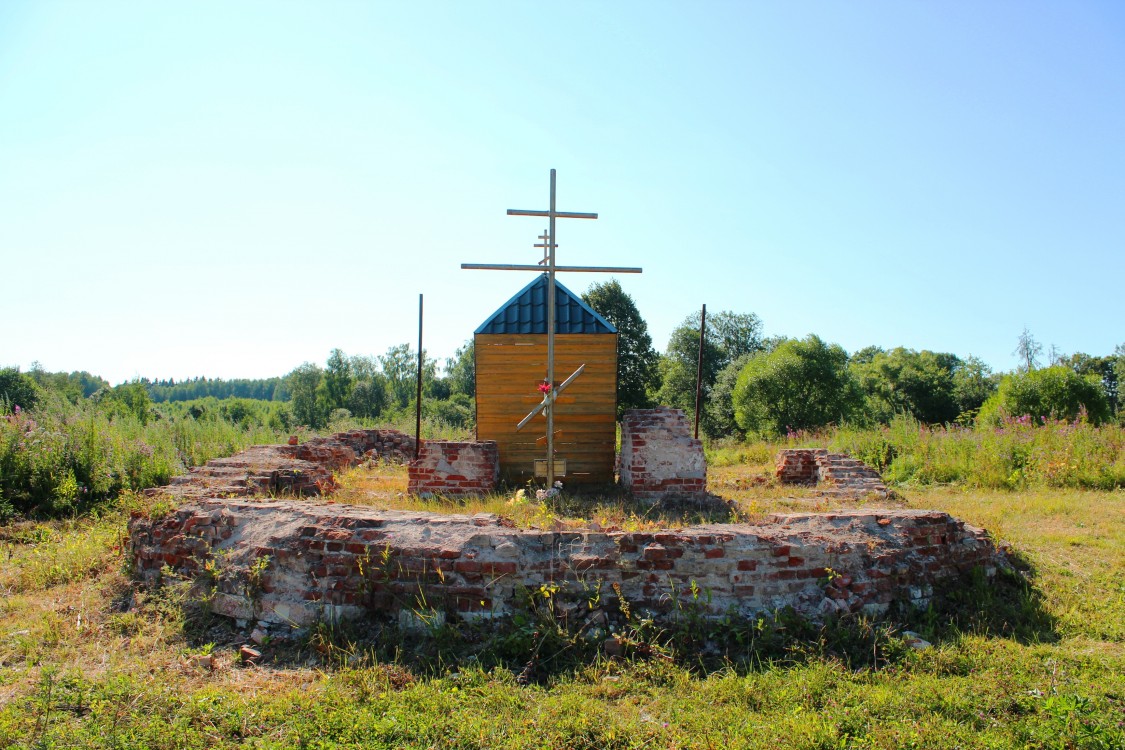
0;390;473;520
706;415;1125;491
334;463;750;530
2;463;1123;748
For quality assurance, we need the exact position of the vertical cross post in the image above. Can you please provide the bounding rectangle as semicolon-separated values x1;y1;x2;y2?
546;170;557;485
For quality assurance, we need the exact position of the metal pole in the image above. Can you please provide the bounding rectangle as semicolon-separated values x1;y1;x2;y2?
415;293;423;460
546;169;557;487
694;304;707;440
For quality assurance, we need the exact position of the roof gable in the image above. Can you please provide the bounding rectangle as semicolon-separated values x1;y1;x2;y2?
475;274;617;335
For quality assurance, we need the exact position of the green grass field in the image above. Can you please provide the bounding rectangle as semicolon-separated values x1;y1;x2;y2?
1;465;1123;748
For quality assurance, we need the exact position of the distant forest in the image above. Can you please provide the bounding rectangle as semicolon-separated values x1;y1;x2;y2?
145;377;288;403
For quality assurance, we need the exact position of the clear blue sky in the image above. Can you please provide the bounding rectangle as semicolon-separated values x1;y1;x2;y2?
3;1;1122;385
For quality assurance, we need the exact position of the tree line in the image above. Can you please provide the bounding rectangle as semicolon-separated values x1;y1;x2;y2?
580;280;1122;436
3;281;1120;437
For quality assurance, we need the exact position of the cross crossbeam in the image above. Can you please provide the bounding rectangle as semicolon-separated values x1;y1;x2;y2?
461;263;643;273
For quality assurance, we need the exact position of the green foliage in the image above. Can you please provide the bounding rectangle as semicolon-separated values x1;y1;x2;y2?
0;389;294;518
656;309;764;436
100;380;154;425
0;367;41;413
1059;350;1120;413
346;376;388;420
733;335;864;436
27;366;108;403
707;353;753;438
444;340;476;398
145;376;285;402
286;362;327;429
582;280;660;415
425;392;474;428
283;347;472;430
323;348;354;411
851;347;964;425
828;414;1125;490
978;366;1111;427
1115;343;1125;409
951;354;998;420
381;343;436;411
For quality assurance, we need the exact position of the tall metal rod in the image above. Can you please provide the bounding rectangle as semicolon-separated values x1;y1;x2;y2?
694;304;707;440
546;169;557;487
415;293;423;460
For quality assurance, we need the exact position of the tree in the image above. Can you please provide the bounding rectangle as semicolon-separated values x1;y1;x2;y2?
380;344;437;412
324;348;354;411
733;335;864;435
655;309;764;436
445;340;476;398
380;344;416;410
707;353;754;438
1014;327;1043;372
1116;343;1125;415
346;376;388;419
112;380;153;424
582;280;659;415
287;362;327;428
1059;351;1119;414
977;366;1111;426
951;355;998;418
0;367;41;413
850;348;962;425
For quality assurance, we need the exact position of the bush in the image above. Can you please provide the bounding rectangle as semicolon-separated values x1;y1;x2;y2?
978;366;1111;427
0;367;41;414
733;335;864;436
0;391;294;518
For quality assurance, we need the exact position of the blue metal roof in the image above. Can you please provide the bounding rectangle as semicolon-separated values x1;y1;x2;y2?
475;274;617;335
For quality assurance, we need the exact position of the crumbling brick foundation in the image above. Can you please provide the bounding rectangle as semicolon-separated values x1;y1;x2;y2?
407;441;499;497
128;502;1005;634
620;407;707;501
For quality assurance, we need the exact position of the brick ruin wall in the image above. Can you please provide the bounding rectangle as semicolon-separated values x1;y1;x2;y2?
407;441;499;497
128;501;1004;636
151;429;418;501
620;408;707;501
776;449;890;498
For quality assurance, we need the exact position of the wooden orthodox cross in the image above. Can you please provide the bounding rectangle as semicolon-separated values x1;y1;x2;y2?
462;169;641;486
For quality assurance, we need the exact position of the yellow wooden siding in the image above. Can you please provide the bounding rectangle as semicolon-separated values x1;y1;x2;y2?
475;333;617;485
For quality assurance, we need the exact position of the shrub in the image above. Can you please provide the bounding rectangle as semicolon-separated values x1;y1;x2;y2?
0;367;41;414
978;366;1111;427
733;335;864;436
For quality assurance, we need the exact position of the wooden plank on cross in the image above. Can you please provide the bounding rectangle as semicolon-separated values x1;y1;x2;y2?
516;363;586;432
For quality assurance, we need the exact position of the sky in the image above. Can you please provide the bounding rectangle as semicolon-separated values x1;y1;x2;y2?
2;1;1123;385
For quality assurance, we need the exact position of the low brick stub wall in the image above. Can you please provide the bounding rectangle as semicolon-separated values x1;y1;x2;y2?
620;408;706;500
776;449;889;498
776;449;827;485
128;502;1003;634
407;441;499;497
